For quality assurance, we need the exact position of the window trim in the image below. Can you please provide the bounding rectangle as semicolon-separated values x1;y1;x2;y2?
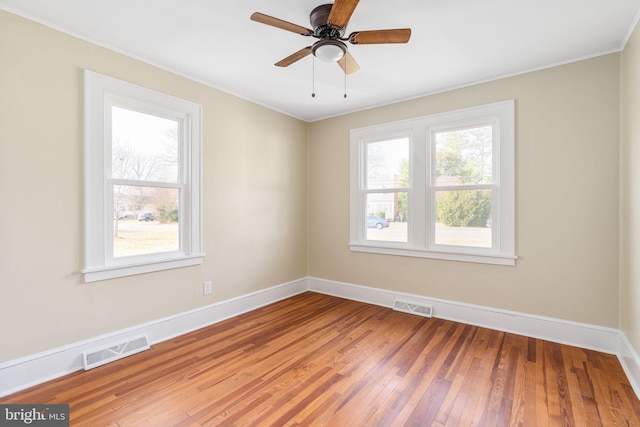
83;70;204;282
349;100;516;266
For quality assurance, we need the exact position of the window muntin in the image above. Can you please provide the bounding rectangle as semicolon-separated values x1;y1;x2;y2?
83;70;203;282
350;101;515;265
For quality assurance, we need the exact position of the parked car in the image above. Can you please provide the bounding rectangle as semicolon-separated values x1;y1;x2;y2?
366;215;389;229
117;210;134;220
137;212;155;221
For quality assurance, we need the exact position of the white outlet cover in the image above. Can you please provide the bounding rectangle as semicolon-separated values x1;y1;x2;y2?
203;281;212;295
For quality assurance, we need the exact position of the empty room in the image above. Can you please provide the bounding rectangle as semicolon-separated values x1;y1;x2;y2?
1;0;640;425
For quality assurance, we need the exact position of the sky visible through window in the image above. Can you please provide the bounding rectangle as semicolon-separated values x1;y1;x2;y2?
112;106;177;158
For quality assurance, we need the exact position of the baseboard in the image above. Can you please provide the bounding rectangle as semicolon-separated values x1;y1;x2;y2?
3;276;639;402
307;277;621;354
619;332;640;399
0;278;308;398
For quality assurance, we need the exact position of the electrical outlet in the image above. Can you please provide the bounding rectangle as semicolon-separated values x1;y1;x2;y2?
203;281;212;295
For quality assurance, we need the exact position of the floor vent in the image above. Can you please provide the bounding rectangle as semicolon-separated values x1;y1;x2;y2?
393;299;433;318
82;335;150;370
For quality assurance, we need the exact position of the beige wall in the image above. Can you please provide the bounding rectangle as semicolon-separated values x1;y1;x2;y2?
621;22;640;352
0;11;308;362
309;54;621;327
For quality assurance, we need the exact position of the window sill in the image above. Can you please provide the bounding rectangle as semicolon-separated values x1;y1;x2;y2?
349;243;516;266
82;254;205;282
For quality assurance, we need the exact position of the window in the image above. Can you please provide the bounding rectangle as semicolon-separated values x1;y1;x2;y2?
350;101;515;265
83;70;203;282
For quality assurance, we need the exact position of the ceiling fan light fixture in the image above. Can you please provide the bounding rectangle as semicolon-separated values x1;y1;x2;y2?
312;39;346;62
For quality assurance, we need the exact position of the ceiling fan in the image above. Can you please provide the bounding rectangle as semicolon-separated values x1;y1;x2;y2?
250;0;411;74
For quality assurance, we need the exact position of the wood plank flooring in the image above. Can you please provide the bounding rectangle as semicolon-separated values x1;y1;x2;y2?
2;292;640;426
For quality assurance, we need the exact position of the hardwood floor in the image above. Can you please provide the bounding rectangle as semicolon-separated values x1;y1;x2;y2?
2;292;640;426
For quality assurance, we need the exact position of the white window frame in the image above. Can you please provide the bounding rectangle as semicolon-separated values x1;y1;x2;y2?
83;70;204;282
350;100;516;266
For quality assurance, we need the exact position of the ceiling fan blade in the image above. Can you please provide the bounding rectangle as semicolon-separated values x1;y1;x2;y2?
349;29;412;45
327;0;360;28
275;47;313;67
337;51;360;75
250;12;313;36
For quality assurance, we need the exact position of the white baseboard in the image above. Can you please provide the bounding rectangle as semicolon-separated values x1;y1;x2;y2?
2;275;639;402
619;332;640;399
308;277;621;354
0;278;308;398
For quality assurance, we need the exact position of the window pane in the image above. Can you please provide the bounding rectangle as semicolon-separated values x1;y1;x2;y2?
366;138;409;190
366;192;408;242
435;126;492;185
435;189;492;248
113;185;179;257
112;106;179;182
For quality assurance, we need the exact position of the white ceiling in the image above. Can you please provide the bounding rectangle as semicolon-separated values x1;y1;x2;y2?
2;0;640;122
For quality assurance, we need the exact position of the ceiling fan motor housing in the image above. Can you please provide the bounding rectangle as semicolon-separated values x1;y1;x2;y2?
310;4;345;38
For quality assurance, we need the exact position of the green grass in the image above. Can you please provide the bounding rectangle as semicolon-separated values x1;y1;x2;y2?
113;221;179;257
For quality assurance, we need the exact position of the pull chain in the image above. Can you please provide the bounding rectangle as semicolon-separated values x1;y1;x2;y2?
344;68;347;98
310;56;349;99
311;56;316;98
